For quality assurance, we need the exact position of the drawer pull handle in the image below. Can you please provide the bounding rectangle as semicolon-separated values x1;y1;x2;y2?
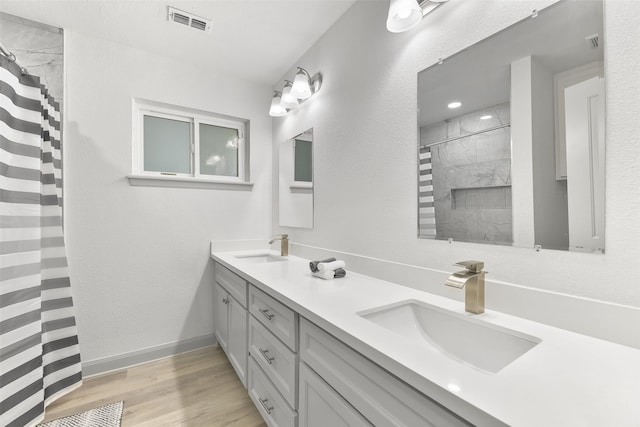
259;348;275;364
258;397;274;414
259;308;275;321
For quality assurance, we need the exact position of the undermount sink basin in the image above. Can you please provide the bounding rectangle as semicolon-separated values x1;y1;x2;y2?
358;300;540;373
234;253;287;264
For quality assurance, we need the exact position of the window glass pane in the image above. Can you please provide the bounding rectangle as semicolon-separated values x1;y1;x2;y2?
144;115;191;174
294;139;312;182
199;123;239;177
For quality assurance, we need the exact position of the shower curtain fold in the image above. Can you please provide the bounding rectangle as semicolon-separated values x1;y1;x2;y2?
0;55;82;427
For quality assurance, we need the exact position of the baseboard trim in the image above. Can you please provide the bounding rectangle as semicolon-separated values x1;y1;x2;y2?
82;334;216;377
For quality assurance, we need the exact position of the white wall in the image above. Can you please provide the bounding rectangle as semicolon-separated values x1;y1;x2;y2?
511;56;536;248
64;30;273;366
273;0;640;309
531;56;569;250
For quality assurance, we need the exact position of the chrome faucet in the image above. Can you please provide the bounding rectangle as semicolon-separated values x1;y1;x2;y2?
268;234;289;256
445;260;487;314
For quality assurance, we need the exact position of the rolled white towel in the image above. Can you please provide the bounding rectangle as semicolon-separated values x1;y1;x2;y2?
312;270;335;280
317;260;346;273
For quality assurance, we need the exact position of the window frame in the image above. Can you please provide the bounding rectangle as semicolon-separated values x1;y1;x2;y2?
194;116;245;181
132;99;248;185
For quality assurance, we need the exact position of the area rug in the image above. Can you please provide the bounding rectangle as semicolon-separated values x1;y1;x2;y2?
38;401;124;427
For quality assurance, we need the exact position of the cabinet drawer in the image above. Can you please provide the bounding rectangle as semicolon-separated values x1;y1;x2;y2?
215;263;247;308
249;286;298;351
249;316;298;408
248;357;297;427
300;318;472;427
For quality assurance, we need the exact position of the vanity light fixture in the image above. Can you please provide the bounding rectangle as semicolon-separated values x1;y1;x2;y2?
269;91;287;117
480;115;492;120
386;0;422;33
291;67;314;99
281;80;299;109
448;101;462;109
269;67;322;117
386;0;450;33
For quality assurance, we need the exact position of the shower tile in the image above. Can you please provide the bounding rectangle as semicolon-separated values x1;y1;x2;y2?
432;138;477;167
478;209;513;244
475;129;511;163
420;122;448;146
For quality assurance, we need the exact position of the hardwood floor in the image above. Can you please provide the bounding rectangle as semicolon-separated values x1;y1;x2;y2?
42;346;267;426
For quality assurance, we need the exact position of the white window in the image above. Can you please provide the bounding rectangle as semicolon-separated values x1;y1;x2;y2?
131;99;248;185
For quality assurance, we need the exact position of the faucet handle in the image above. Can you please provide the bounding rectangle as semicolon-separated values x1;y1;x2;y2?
281;234;288;240
454;260;484;273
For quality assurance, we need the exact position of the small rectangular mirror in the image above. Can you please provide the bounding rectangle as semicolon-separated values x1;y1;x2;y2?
279;129;313;228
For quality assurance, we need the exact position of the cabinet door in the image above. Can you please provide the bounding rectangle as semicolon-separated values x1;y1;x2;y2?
214;283;229;351
300;319;473;427
299;363;372;427
228;296;248;388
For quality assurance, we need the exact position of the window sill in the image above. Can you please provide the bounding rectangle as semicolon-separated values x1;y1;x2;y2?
127;175;254;190
289;182;313;190
289;182;313;194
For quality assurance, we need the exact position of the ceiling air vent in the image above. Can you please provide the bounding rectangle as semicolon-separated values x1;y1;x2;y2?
585;33;600;49
168;7;212;33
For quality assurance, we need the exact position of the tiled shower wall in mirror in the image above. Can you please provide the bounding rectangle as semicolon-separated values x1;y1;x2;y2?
419;102;512;245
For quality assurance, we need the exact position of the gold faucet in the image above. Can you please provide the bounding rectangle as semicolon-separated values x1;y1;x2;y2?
445;260;487;314
268;234;289;256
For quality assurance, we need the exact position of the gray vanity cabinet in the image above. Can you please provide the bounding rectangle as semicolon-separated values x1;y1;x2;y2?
247;285;299;427
214;283;229;350
299;363;372;427
213;260;473;427
300;318;471;427
214;264;248;388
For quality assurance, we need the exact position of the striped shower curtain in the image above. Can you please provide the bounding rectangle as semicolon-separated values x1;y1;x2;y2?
418;146;436;239
1;56;82;426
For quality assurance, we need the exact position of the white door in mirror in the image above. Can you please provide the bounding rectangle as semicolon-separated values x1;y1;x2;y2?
565;76;605;253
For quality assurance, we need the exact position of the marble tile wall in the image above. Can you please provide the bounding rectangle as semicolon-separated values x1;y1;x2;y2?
420;102;513;245
0;12;63;102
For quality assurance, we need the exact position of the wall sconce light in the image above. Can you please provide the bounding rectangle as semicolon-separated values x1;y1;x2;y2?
281;80;299;109
386;0;449;33
269;91;287;117
269;67;322;117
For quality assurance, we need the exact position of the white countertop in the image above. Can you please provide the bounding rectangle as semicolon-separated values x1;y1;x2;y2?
211;249;640;427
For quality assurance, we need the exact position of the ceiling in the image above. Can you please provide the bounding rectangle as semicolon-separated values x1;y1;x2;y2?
0;0;357;86
418;0;604;127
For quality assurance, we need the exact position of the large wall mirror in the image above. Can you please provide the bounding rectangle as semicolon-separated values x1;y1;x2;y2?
279;129;313;228
418;0;605;253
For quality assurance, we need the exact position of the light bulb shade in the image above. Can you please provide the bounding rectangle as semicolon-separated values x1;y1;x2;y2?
386;0;422;33
291;68;313;100
269;91;287;117
281;81;299;109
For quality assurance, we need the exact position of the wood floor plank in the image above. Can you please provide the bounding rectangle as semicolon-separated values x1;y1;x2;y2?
41;346;267;427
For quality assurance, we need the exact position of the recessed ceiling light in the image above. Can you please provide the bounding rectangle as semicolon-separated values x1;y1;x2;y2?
480;115;492;120
448;101;462;109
